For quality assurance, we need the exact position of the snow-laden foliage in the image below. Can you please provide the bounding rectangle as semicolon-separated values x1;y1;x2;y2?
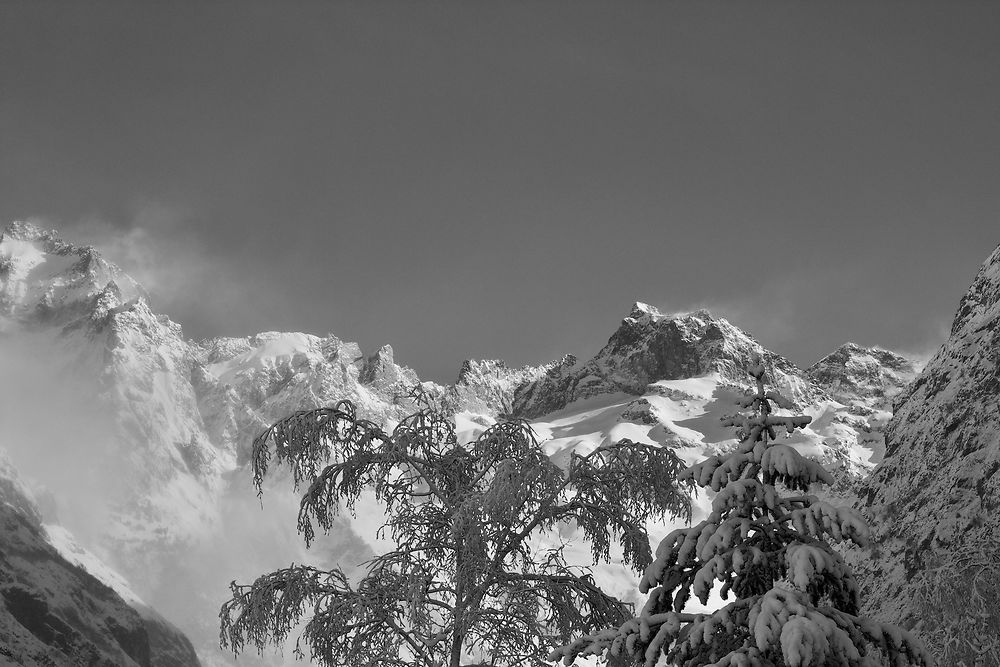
550;355;932;667
220;390;693;667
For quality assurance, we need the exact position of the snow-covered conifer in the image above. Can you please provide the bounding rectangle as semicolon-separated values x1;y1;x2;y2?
551;354;932;667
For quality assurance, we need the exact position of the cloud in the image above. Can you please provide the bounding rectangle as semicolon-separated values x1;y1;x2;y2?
0;332;124;543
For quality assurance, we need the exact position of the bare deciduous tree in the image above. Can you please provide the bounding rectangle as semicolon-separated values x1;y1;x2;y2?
220;395;693;667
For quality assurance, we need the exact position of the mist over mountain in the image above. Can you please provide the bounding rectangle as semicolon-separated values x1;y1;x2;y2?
1;221;956;665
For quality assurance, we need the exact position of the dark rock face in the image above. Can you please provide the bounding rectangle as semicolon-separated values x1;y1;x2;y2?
513;303;815;419
360;343;418;391
360;344;398;386
618;398;659;425
508;354;581;418
139;608;203;667
0;474;201;667
852;245;1000;664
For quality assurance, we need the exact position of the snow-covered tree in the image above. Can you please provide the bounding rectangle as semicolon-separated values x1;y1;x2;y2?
551;355;933;667
219;394;693;667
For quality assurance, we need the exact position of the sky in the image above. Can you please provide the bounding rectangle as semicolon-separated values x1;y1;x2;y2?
2;2;999;381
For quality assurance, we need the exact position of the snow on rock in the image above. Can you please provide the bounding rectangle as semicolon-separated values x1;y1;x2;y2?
446;357;561;417
513;303;818;419
0;221;931;666
0;220;145;329
807;342;923;411
852;243;1000;665
194;331;423;457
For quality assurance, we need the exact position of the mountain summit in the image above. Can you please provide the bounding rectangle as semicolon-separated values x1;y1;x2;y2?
0;221;146;329
513;302;816;418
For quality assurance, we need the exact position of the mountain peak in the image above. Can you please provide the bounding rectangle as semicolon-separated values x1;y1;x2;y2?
513;301;814;418
2;220;49;242
0;222;145;327
807;342;922;408
0;220;91;258
625;302;715;326
627;301;664;323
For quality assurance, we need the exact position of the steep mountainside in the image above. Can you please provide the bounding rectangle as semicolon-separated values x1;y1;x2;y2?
0;221;925;666
853;245;1000;665
0;452;200;667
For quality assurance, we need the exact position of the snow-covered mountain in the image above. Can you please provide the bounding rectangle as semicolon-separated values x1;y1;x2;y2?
0;221;927;665
513;303;818;419
807;342;922;411
0;221;233;578
852;244;1000;665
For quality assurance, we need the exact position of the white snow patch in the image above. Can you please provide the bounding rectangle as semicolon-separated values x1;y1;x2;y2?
649;374;722;401
207;332;320;383
0;237;47;278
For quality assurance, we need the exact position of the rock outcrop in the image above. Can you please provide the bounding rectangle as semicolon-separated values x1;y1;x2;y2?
513;303;817;418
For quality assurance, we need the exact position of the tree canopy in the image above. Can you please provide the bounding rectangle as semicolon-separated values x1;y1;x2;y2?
219;394;693;667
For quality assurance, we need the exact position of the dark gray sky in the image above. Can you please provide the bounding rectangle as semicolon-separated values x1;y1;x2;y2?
2;2;998;381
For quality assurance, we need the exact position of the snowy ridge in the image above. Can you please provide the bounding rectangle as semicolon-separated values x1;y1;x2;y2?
512;302;818;419
0;220;145;329
0;221;924;666
445;357;564;417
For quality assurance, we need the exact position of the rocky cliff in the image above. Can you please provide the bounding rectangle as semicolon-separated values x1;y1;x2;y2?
513;303;818;419
854;245;1000;665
